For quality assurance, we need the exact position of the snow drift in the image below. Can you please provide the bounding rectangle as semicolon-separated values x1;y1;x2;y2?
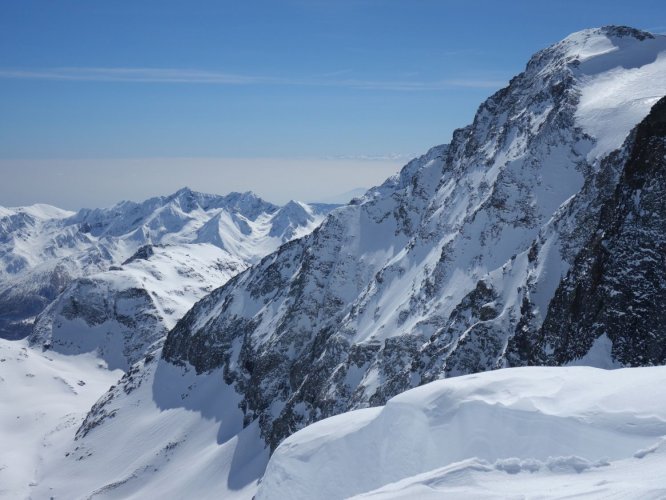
258;366;666;500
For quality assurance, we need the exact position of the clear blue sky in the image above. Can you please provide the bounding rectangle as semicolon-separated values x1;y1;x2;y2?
0;0;664;208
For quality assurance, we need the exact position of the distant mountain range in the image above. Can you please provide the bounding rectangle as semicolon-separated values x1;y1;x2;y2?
0;188;337;340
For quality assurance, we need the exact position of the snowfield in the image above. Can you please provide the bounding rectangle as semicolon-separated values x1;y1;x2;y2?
0;338;122;499
569;27;666;159
258;366;666;500
29;355;268;500
0;338;267;499
6;343;666;499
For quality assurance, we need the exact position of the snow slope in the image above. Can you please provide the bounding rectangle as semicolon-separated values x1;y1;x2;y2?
569;27;666;158
0;337;267;499
0;338;122;499
28;353;269;500
257;366;666;500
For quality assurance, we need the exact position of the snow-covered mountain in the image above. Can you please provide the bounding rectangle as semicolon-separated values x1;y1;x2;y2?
160;26;666;451
511;90;666;368
4;25;666;499
0;188;335;340
29;243;246;370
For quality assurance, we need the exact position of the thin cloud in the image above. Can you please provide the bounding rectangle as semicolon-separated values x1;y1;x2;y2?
0;67;507;90
323;152;416;162
0;67;278;84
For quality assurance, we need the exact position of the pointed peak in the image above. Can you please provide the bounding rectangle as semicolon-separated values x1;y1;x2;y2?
168;186;205;201
223;190;263;203
282;200;307;210
219;191;279;221
172;186;195;197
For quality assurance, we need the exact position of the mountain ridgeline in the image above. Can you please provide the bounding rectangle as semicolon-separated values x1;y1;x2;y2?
160;26;666;450
0;189;336;362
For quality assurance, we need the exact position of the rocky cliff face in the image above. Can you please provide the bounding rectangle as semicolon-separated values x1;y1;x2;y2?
160;27;666;450
512;96;666;367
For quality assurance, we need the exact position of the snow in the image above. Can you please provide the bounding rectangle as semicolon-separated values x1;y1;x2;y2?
156;27;666;467
0;339;268;500
0;188;330;292
29;242;246;370
351;448;666;499
572;30;666;159
0;189;335;496
566;333;622;369
0;188;333;342
258;366;666;500
6;204;75;220
30;355;269;500
0;338;122;498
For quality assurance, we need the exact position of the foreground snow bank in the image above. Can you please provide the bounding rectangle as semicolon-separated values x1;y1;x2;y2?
257;366;666;500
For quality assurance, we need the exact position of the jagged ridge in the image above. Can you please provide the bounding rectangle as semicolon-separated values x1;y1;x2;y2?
162;26;666;451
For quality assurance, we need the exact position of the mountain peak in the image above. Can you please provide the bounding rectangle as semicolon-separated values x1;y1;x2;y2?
281;200;308;211
560;25;655;42
220;191;279;220
564;25;658;54
161;25;666;453
524;25;663;76
598;25;655;40
173;186;194;196
166;186;211;207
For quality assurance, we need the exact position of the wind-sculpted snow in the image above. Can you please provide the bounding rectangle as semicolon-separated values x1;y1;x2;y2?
257;366;666;499
0;188;333;339
163;26;666;451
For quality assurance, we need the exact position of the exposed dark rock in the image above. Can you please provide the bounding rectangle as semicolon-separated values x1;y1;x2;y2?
517;96;666;366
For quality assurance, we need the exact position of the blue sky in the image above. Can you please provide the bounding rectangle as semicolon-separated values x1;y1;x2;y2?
1;0;664;208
